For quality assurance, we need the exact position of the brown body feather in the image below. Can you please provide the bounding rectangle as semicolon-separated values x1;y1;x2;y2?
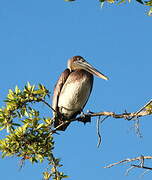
52;69;93;131
52;56;108;131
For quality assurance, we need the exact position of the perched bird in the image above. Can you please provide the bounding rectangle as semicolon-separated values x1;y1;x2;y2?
52;56;108;131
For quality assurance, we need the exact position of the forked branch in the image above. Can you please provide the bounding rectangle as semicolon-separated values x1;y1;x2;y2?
103;155;152;169
51;99;152;134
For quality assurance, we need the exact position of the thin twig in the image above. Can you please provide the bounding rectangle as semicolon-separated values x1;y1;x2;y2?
134;118;143;138
103;156;152;168
96;115;109;148
131;165;152;170
140;169;150;177
128;99;152;120
125;166;135;176
97;116;101;148
41;99;56;112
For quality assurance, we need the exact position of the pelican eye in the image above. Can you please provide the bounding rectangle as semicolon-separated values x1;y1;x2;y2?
78;58;85;62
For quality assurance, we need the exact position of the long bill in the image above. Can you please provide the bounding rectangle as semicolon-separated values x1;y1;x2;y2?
75;60;109;80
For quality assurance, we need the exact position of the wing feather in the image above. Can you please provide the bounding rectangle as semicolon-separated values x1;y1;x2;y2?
52;68;70;118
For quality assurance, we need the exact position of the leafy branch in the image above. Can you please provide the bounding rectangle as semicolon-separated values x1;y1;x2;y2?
65;0;152;16
0;83;152;179
0;83;67;180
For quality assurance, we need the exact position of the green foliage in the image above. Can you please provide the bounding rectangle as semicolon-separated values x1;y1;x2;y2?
102;0;152;15
0;83;68;180
66;0;152;15
145;103;152;114
101;0;152;15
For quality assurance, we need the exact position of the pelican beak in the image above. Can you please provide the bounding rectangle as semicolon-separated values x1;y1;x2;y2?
75;59;109;80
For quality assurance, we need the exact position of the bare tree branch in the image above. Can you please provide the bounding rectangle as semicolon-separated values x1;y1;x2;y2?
86;110;151;119
128;99;152;120
103;155;152;168
50;99;152;134
131;164;152;170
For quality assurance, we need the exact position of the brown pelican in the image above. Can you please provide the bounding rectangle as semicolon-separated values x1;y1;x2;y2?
52;56;108;131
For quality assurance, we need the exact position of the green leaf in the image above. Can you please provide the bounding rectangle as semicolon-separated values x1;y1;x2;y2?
15;86;20;94
43;172;51;180
7;93;14;100
117;0;126;5
144;0;152;5
36;123;44;130
27;82;31;90
0;126;5;131
8;89;14;94
148;7;152;16
12;123;20;127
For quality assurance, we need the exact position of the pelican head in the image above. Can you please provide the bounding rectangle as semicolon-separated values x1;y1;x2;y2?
68;56;109;80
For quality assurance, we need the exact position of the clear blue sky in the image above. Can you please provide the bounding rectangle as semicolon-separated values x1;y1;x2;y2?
0;1;152;180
